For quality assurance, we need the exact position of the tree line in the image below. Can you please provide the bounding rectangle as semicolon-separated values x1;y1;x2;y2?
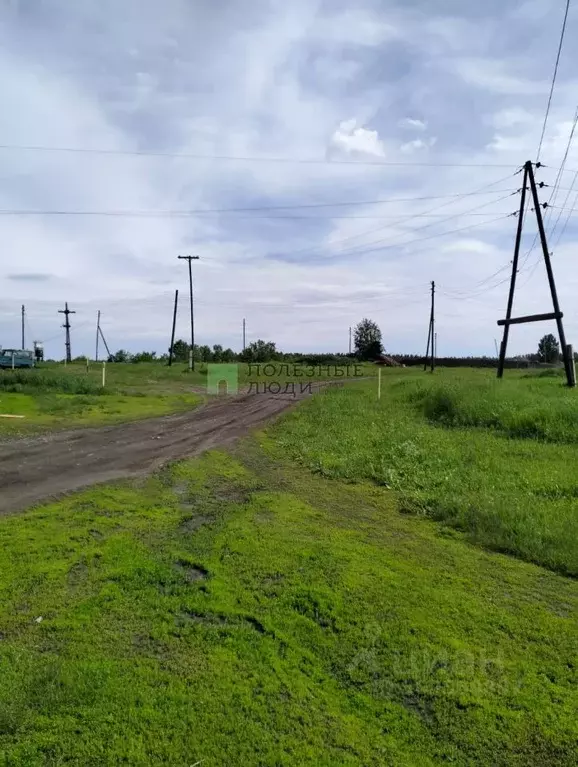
70;321;571;367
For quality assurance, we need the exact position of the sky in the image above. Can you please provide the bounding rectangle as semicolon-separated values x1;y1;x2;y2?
0;0;577;359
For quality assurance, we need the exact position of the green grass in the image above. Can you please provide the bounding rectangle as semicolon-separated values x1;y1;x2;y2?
410;372;578;443
0;370;104;395
36;360;376;393
0;364;208;437
0;441;577;765
0;361;375;437
0;391;202;439
272;367;578;576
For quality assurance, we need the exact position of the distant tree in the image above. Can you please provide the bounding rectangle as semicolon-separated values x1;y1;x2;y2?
221;348;236;362
354;319;383;361
131;351;157;363
212;344;223;363
537;333;560;363
110;349;131;363
170;339;190;362
199;345;212;363
239;340;278;363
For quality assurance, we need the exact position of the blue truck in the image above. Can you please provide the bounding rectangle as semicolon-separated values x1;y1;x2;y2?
0;349;35;369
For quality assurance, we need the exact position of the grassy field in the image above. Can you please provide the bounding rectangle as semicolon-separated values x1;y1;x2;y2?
0;367;202;439
0;439;576;765
274;367;578;576
0;361;374;437
0;367;577;764
1;365;577;763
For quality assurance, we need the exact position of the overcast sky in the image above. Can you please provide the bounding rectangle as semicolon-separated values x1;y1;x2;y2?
1;0;577;359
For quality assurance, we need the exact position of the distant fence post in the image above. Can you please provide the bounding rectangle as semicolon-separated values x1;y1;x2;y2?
102;361;106;388
86;356;89;374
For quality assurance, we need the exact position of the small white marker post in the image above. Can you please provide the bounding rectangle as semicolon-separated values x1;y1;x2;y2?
378;367;382;400
11;353;15;370
102;361;106;388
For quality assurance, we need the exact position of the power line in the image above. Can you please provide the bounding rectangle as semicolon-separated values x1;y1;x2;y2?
546;106;578;240
336;214;512;261
536;0;571;161
543;203;578;212
0;143;522;168
553;181;578;247
0;209;511;220
441;262;514;297
314;193;516;262
281;172;517;261
0;190;515;217
518;110;578;271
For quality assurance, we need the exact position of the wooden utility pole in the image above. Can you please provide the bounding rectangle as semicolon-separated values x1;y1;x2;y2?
21;305;25;349
98;326;111;361
95;310;101;362
497;164;528;378
58;302;75;363
424;281;435;372
497;160;574;386
168;289;179;366
178;255;199;371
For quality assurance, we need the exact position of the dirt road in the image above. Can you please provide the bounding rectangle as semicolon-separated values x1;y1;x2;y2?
0;390;304;515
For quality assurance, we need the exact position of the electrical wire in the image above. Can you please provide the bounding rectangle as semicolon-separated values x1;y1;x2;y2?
0;209;513;220
0;143;521;168
440;275;513;302
327;213;513;262
543;203;578;212
517;110;578;271
0;189;517;217
434;177;535;299
281;172;518;261
441;262;514;297
536;0;571;161
553;183;578;247
315;193;516;262
546;106;578;240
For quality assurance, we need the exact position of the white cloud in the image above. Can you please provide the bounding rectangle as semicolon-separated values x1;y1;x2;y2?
400;137;437;153
399;117;427;131
329;119;386;158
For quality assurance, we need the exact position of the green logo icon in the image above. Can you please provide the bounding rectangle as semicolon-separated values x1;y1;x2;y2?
207;364;239;395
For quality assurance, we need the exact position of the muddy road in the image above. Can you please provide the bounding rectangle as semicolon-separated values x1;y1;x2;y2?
0;390;309;515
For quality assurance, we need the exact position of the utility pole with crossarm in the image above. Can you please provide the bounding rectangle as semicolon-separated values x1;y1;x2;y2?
178;255;200;371
58;302;76;363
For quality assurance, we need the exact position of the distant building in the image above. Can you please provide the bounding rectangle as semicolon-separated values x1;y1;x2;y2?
375;354;402;367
